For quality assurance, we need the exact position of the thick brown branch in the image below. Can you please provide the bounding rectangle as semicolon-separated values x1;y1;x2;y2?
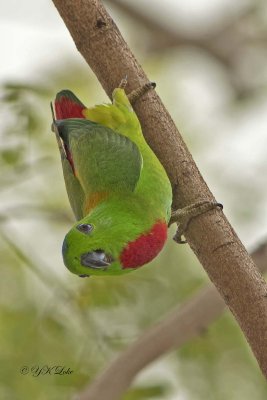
76;241;267;400
52;0;267;384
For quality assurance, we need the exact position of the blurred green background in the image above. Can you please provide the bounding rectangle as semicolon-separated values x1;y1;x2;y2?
1;0;267;399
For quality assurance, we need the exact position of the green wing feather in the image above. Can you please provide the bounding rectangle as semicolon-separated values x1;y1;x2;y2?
55;118;143;201
61;158;85;220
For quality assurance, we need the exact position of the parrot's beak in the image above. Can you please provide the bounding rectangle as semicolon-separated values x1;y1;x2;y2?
81;250;113;269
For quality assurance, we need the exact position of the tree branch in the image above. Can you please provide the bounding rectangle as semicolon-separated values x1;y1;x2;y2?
76;241;267;400
52;0;267;384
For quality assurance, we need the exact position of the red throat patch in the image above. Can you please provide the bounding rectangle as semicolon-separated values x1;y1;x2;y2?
120;221;167;269
55;97;85;119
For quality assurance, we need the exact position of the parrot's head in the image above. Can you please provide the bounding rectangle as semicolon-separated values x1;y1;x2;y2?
62;200;168;277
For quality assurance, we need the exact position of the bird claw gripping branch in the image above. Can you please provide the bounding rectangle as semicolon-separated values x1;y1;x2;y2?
169;201;223;244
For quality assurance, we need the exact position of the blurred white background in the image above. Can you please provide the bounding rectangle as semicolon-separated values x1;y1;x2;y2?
1;1;267;399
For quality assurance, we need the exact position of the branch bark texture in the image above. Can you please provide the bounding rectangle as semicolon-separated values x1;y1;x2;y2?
52;0;267;386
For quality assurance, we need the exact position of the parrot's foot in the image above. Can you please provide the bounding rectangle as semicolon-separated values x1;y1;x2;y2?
119;75;128;89
118;76;156;104
169;201;223;244
128;82;156;104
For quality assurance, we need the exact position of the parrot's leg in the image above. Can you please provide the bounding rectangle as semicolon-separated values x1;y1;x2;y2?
119;75;128;89
118;76;156;103
128;82;156;104
169;201;223;243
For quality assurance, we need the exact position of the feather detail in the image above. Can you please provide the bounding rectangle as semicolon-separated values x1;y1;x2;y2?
55;90;85;119
83;104;126;130
83;192;109;215
120;221;167;269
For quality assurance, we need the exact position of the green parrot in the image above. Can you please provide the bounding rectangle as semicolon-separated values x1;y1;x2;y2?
52;83;173;277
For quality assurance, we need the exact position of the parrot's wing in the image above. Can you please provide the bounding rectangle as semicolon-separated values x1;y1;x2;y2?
56;119;143;196
53;119;85;220
61;157;85;220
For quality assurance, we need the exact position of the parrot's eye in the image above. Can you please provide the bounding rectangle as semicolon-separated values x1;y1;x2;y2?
77;223;94;234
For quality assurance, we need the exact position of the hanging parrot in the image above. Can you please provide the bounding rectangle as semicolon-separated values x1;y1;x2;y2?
52;83;173;277
52;82;221;277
